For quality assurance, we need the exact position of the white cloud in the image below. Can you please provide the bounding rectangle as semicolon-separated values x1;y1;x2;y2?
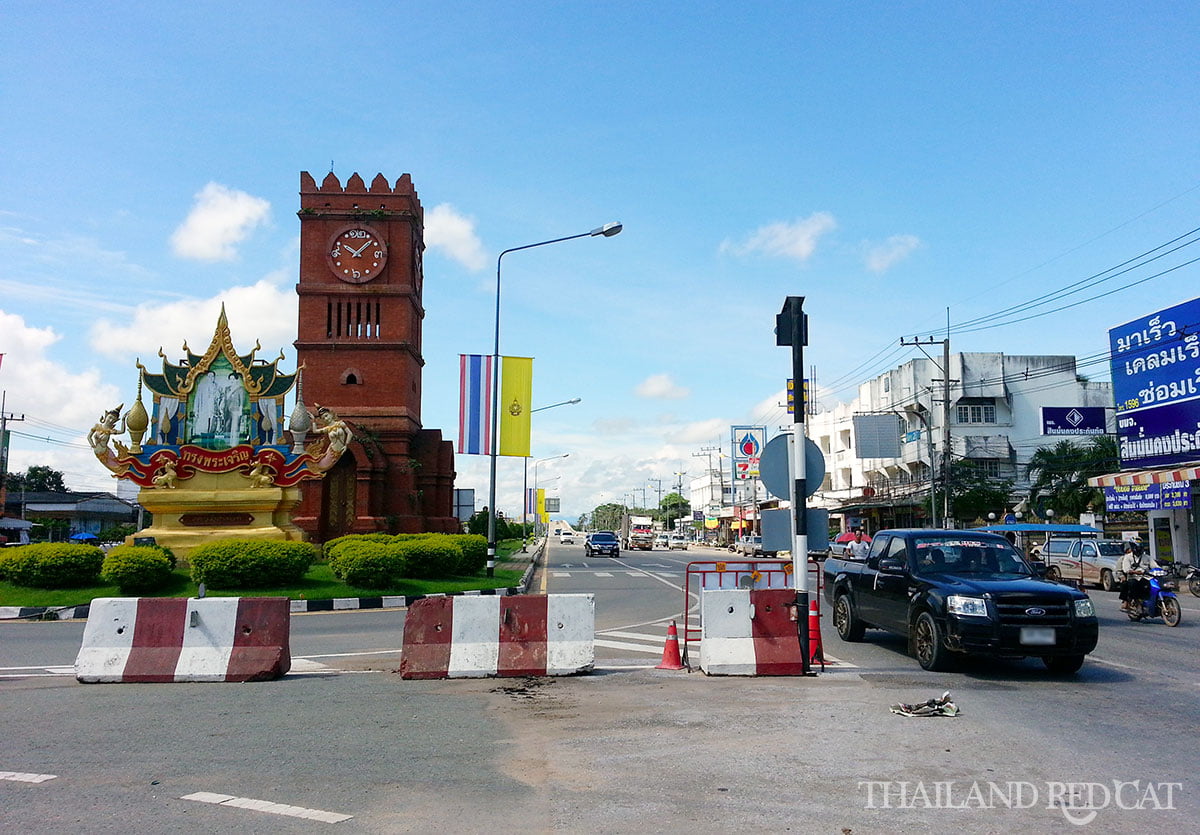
634;373;690;400
864;234;921;273
424;203;488;271
88;277;298;362
720;212;836;262
0;309;125;491
170;183;271;261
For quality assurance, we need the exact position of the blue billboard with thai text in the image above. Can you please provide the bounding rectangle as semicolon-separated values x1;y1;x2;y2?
1109;296;1200;469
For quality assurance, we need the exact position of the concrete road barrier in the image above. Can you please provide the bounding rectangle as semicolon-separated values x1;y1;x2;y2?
75;597;291;683
400;593;594;679
700;588;805;675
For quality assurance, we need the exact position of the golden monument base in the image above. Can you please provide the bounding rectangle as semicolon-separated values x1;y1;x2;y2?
131;471;306;560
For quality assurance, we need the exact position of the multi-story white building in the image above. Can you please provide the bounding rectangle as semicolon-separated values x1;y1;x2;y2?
808;352;1113;530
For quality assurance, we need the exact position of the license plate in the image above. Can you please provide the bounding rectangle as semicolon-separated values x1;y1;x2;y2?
1020;627;1056;646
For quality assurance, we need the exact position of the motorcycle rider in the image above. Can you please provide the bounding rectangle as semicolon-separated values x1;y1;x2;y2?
1119;542;1159;612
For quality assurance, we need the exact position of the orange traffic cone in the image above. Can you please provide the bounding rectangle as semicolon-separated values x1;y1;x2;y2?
655;620;686;670
807;599;825;669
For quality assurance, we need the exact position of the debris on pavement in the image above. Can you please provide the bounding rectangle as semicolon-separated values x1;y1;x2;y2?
889;690;960;717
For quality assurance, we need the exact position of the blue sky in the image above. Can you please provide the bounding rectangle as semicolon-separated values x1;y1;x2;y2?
2;2;1198;520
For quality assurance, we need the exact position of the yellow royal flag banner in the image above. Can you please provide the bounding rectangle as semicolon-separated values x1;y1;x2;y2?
537;488;547;523
498;356;533;457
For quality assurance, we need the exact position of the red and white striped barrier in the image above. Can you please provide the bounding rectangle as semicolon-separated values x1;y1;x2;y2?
74;597;291;683
400;593;594;679
699;588;805;675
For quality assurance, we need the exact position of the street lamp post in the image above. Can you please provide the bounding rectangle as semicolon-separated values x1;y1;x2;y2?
520;399;580;551
486;223;621;576
527;453;569;548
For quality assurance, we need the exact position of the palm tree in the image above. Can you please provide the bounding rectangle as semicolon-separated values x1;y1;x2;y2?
1026;436;1119;519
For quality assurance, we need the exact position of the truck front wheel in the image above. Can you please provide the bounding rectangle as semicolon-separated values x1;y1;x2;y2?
833;593;866;642
913;612;952;671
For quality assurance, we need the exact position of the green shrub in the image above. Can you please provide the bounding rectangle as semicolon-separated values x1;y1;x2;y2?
100;545;174;593
400;537;463;579
0;543;104;588
323;532;393;557
339;542;409;589
189;540;317;588
448;534;487;574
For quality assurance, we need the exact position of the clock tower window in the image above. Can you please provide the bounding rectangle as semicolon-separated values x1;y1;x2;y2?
326;299;382;340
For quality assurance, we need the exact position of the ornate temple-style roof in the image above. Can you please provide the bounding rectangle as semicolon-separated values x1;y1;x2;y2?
138;306;298;400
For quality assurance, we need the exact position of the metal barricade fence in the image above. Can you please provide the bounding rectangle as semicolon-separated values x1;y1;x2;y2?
681;557;823;665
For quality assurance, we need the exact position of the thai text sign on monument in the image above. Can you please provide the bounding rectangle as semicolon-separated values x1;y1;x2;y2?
1108;295;1200;469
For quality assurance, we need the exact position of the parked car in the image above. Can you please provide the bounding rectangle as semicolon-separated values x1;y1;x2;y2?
585;531;620;558
654;533;670;549
1038;537;1126;591
669;535;688;550
824;529;1099;673
558;531;576;545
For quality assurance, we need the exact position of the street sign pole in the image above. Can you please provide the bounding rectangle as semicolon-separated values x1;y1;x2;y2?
776;297;811;674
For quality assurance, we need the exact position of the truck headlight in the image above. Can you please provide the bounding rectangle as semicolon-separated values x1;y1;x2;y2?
1074;598;1096;618
947;595;989;617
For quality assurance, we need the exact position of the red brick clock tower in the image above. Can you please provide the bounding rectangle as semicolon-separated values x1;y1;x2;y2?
292;171;457;540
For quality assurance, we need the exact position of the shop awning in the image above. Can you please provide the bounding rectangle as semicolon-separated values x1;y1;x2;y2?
1087;463;1200;488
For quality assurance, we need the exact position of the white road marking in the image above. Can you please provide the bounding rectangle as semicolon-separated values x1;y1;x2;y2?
294;650;399;660
594;572;613;577
552;572;572;577
599;629;673;642
594;638;668;655
1;771;57;783
0;666;73;678
181;791;352;823
1086;655;1141;672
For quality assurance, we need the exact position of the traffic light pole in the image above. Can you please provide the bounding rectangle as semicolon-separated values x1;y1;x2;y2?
776;297;812;674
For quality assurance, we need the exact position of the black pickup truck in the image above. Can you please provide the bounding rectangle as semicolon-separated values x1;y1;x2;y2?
824;529;1099;673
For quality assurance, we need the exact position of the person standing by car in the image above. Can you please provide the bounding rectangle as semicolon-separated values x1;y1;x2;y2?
843;529;870;560
1119;542;1159;611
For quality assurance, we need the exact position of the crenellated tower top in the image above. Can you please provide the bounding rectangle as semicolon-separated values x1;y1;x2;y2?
299;171;421;219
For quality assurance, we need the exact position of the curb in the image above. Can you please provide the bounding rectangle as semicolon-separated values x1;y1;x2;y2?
1;546;543;622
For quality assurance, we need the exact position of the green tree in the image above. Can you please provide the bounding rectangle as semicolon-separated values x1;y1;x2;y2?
659;492;691;530
947;462;1014;524
589;502;625;532
7;466;67;493
1026;436;1118;519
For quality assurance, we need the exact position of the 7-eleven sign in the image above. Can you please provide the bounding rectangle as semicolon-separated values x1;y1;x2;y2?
731;425;765;480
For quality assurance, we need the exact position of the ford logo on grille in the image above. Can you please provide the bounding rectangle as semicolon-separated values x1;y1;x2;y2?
1025;607;1046;616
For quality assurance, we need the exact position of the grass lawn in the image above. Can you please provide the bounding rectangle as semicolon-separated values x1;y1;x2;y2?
0;539;530;609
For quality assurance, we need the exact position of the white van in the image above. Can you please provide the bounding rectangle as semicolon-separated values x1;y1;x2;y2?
558;531;575;545
1038;538;1125;591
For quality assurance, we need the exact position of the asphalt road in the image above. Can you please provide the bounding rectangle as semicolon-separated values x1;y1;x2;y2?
2;541;1197;832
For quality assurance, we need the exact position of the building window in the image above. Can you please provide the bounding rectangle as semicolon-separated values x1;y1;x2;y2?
956;403;996;424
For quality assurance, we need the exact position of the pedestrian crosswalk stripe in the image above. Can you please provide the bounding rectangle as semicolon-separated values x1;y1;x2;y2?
594;572;612;577
551;572;571;577
594;638;665;655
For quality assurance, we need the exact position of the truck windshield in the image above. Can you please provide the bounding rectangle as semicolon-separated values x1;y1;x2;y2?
912;538;1031;576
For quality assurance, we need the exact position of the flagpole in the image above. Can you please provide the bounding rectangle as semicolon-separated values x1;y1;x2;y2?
486;224;621;577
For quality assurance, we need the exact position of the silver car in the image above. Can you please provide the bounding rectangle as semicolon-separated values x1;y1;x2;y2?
1039;537;1125;591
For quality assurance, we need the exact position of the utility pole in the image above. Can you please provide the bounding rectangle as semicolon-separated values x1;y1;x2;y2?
900;334;955;528
647;478;664;512
0;391;27;516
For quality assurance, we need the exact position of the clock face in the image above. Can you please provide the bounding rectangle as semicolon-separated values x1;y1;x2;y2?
327;226;387;282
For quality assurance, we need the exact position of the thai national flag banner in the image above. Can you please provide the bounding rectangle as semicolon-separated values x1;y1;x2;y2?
458;354;493;455
525;487;537;521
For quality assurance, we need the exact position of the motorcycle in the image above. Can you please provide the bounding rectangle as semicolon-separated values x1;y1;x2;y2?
1126;568;1182;626
1186;565;1200;598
